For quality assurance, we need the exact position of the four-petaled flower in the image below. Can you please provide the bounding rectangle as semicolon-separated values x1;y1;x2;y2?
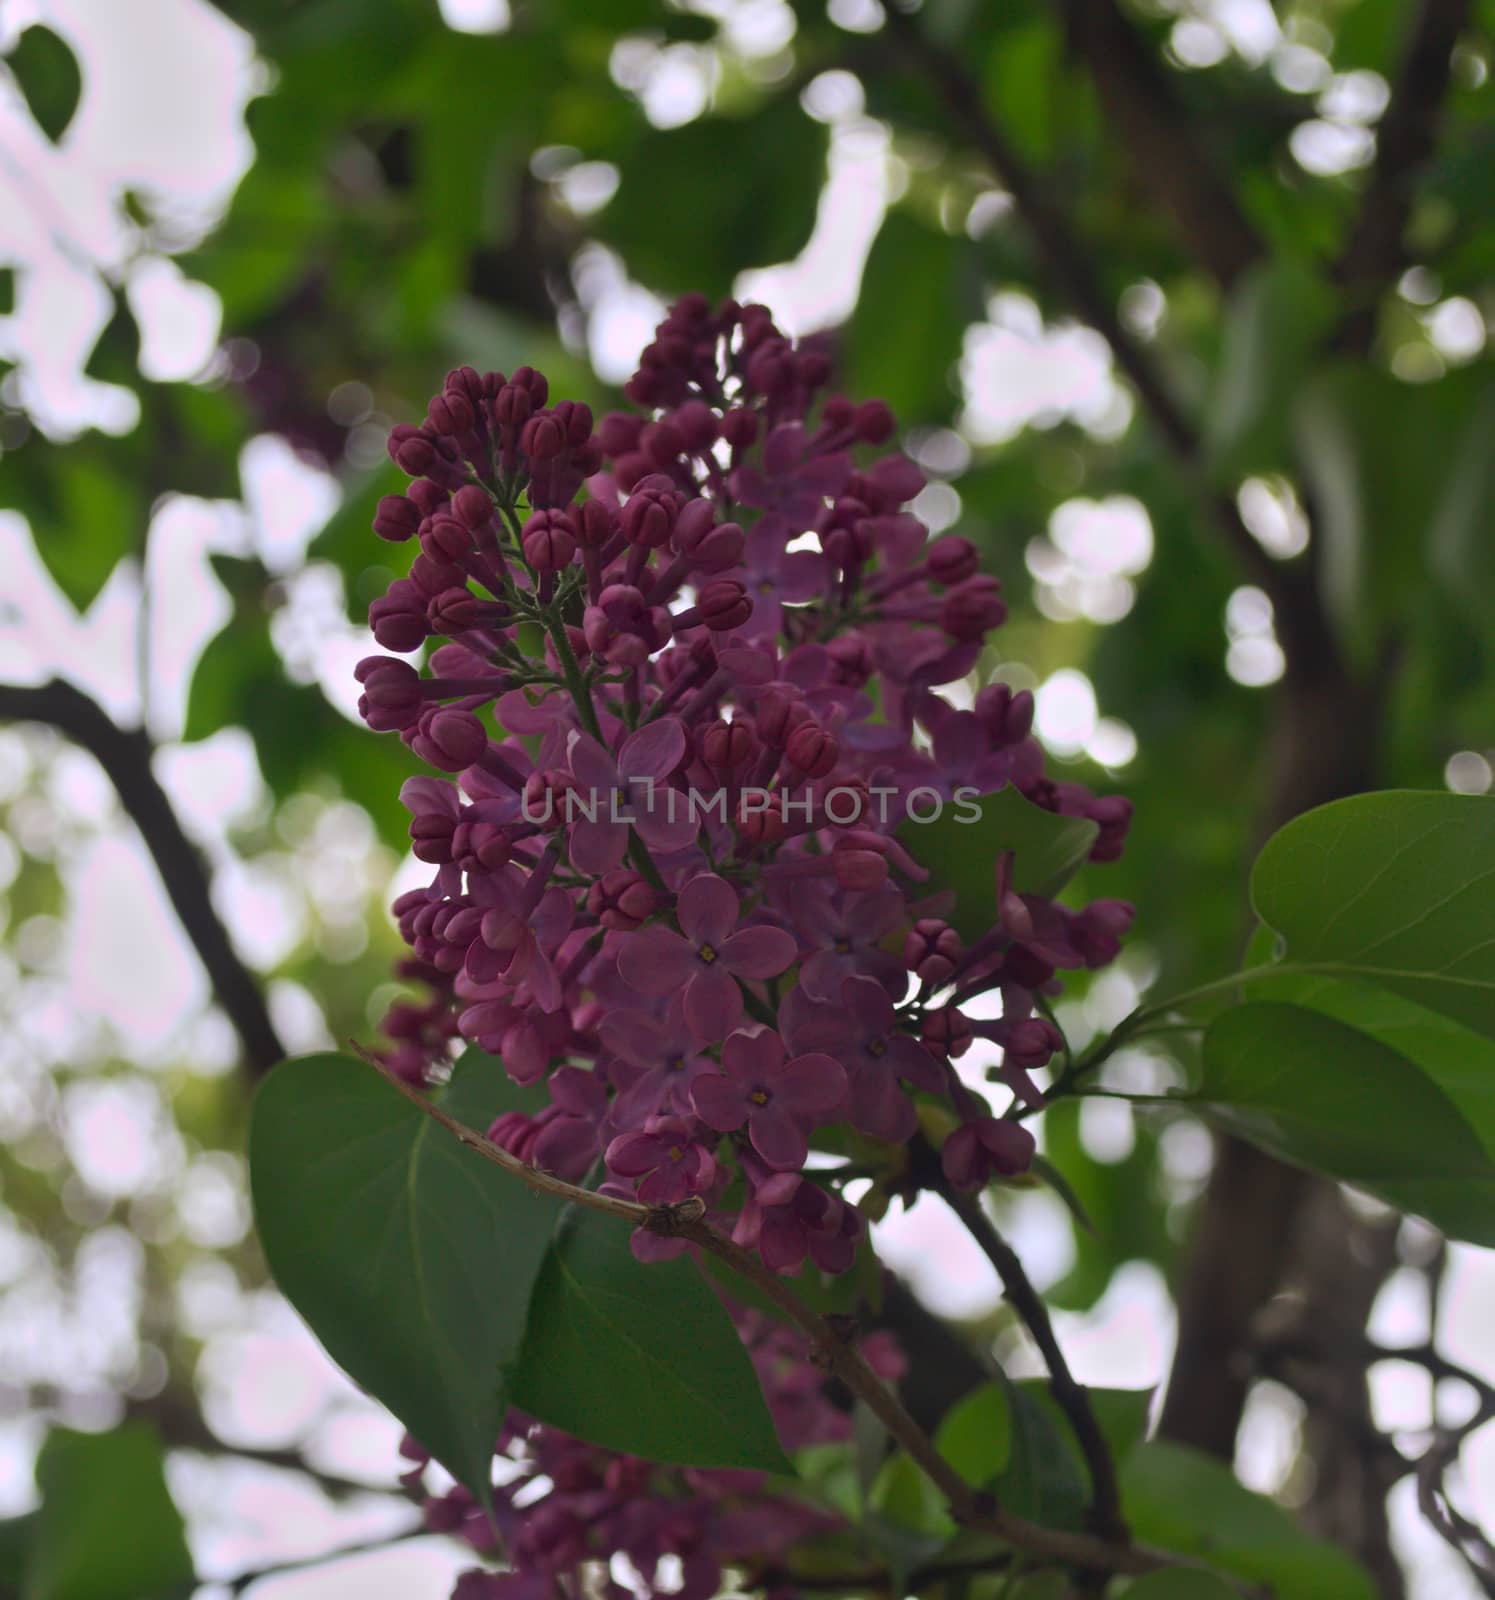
690;1028;846;1170
562;717;697;872
618;874;797;1040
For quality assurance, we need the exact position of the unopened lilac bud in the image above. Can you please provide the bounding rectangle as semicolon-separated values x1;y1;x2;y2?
853;399;896;444
905;919;961;984
421;513;470;565
522;768;575;829
567;499;614;550
927;535;979;586
671;400;719;452
786;723;838;780
827;633;873;687
997;1017;1063;1069
671;499;716;555
621;480;679;548
1087;796;1134;863
865;453;925;506
451;484;494;530
373;494;421;542
427;390;474;438
700;718;756;771
641;418;685;466
942;576;1007;642
754;688;810;749
426;587;481;634
408;479;449;517
598;410;645;457
720;408;759;450
522;510;576;572
410;553;467;599
416;708;488;772
697;578;752;633
823;523;873;570
832;830;889;889
587;869;657;931
369;580;429;652
922;1006;973;1058
411;811;458;864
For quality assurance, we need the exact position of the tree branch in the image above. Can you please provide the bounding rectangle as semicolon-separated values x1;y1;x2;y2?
1056;0;1266;288
885;11;1336;680
1333;0;1474;350
0;678;286;1076
936;1176;1127;1546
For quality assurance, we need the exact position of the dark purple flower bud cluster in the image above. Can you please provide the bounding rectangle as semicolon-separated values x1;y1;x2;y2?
364;293;1133;1217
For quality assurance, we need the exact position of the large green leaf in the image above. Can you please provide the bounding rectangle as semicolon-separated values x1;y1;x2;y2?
5;26;81;144
1249;791;1495;1039
510;1206;791;1474
1121;1440;1376;1598
599;96;828;297
1123;1572;1240;1599
25;1425;193;1600
901;786;1099;943
1198;1002;1495;1244
934;1379;1010;1488
250;1050;563;1505
841;210;982;425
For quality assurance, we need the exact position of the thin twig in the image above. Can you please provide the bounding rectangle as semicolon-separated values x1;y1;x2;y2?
0;678;287;1075
935;1175;1127;1545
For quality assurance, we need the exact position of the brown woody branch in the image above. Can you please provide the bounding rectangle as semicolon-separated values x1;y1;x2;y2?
0;678;287;1076
1056;0;1266;288
1333;0;1474;351
883;10;1336;681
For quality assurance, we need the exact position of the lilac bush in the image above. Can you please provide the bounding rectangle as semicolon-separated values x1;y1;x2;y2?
355;294;1135;1594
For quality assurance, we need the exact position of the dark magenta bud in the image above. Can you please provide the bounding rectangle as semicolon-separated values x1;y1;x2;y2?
369;580;429;652
927;535;979;586
587;869;657;931
521;510;577;571
785;723;838;780
416;708;487;772
697;577;752;632
853;399;896;444
905;919;961;984
941;576;1007;642
451;484;495;530
373;494;421;542
922;1006;973;1058
699;718;757;770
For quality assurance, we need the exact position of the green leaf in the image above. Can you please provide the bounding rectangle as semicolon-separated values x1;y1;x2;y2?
841;210;982;425
1249;790;1495;1040
26;1425;193;1600
599;96;827;297
509;1206;791;1474
249;1050;563;1506
900;786;1099;944
992;1379;1088;1529
1121;1440;1376;1598
934;1380;1011;1488
868;1450;954;1537
1199;1002;1495;1243
1206;259;1334;476
5;26;82;144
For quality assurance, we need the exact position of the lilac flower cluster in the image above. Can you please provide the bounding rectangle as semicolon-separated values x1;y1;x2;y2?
408;1316;907;1600
364;293;1133;1240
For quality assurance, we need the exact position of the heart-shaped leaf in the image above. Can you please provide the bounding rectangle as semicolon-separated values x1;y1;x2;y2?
1199;1001;1495;1244
1250;791;1495;1039
249;1051;563;1506
902;786;1099;942
6;26;82;144
510;1206;791;1475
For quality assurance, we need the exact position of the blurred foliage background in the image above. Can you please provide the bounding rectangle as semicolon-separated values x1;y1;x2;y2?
0;0;1491;1594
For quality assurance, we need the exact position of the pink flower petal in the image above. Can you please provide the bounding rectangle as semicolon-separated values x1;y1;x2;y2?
773;1052;848;1116
720;925;797;979
570;815;628;875
678;873;738;947
749;1105;808;1171
684;965;742;1041
566;730;618;793
619;716;686;782
690;1073;749;1132
618;927;697;996
722;1027;784;1083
